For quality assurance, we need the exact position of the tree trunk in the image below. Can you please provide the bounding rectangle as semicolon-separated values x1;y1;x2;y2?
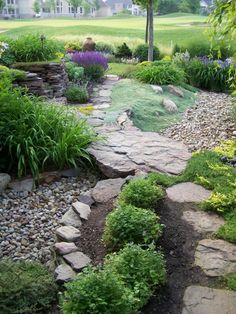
148;0;154;61
145;5;149;44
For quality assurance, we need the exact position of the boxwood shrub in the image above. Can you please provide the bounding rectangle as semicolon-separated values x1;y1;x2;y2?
103;204;163;249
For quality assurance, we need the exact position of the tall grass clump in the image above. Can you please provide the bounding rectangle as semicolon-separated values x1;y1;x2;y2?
0;78;96;178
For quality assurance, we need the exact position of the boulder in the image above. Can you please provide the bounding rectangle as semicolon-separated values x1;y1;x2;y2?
63;252;91;271
162;98;178;113
151;85;163;94
168;85;184;97
56;226;81;242
54;242;78;255
59;208;82;228
55;264;76;283
0;173;11;192
9;178;34;192
72;201;91;220
92;178;126;203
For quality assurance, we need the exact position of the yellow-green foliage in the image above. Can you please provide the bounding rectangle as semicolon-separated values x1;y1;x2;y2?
213;140;236;158
0;65;26;80
78;105;94;115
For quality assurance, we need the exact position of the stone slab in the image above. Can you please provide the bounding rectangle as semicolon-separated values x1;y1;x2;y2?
55;264;76;283
59;208;82;228
166;182;211;203
9;178;34;192
195;239;236;277
0;173;11;192
182;210;224;234
54;242;78;255
182;285;236;314
63;252;91;271
56;226;81;242
88;129;191;177
72;201;91;220
92;178;125;203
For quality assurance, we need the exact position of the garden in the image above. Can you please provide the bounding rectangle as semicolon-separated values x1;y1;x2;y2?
0;4;236;314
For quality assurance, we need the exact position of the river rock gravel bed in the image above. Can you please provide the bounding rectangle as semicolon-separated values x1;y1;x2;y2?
0;174;99;264
161;92;235;152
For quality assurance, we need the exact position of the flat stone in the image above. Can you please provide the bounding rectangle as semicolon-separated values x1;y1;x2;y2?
168;85;184;97
105;74;119;81
63;252;91;271
151;85;163;93
0;173;11;192
87;118;104;127
166;182;211;203
39;171;60;184
56;226;81;242
99;90;112;97
182;210;224;234
182;286;236;314
9;178;34;192
92;178;126;203
78;194;95;206
59;168;80;177
195;239;236;277
88;129;191;177
55;264;76;283
59;209;82;228
162;98;178;113
72;201;91;220
54;242;78;255
94;103;110;109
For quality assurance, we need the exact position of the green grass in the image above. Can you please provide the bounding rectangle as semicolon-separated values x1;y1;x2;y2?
225;273;236;291
0;14;208;53
107;63;136;76
105;79;196;132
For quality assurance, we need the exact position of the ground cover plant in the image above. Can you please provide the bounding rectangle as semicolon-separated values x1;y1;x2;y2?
0;78;96;178
0;260;57;314
225;273;236;291
105;79;196;132
65;84;89;103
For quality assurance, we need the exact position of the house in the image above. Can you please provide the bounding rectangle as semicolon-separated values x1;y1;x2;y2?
105;0;144;16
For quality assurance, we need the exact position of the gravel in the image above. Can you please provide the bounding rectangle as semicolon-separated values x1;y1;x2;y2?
161;92;235;152
0;173;99;264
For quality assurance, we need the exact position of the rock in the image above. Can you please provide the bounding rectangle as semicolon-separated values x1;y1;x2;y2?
56;226;81;242
182;210;224;234
151;85;163;94
88;129;191;177
92;178;125;203
54;242;78;255
59;209;82;228
78;194;95;206
55;264;76;283
99;90;112;97
72;201;91;220
162;98;178;113
105;74;119;81
94;103;110;109
166;182;211;203
9;178;34;192
195;239;236;277
0;173;11;192
59;168;80;177
63;252;91;271
168;85;184;97
39;171;60;184
182;286;236;314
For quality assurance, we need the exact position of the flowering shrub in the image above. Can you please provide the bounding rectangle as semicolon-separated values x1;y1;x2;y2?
0;41;15;65
72;51;108;70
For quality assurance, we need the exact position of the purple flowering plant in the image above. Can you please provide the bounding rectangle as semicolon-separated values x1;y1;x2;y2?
72;51;108;70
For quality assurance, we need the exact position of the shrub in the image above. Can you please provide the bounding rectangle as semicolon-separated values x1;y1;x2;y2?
96;42;114;54
104;244;166;307
135;61;186;85
65;41;82;52
225;273;236;291
118;178;164;208
84;64;105;82
103;204;163;249
65;62;84;82
61;267;137;314
0;78;96;178
4;34;64;62
0;65;26;80
133;44;160;62
0;260;57;314
0;40;15;65
115;43;132;59
65;84;89;103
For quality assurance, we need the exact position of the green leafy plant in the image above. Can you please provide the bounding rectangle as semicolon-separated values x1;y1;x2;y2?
61;267;137;314
103;204;163;249
0;65;26;80
65;62;84;83
65;41;82;52
104;244;166;307
96;42;114;54
0;78;96;178
216;214;236;243
65;84;89;103
225;273;236;291
84;64;105;81
0;260;57;314
115;43;132;59
118;178;164;209
133;44;160;62
135;61;186;85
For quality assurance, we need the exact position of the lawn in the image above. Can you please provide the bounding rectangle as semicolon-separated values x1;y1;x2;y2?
0;13;208;52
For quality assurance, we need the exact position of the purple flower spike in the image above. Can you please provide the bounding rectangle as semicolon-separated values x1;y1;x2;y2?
72;51;108;70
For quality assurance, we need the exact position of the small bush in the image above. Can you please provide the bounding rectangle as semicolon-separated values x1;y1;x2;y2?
0;65;26;80
65;62;84;83
5;34;63;62
84;64;105;81
225;273;236;291
118;178;164;208
96;42;114;54
103;204;163;249
133;44;160;62
61;267;137;314
115;43;132;59
65;84;89;103
65;41;82;52
0;39;15;65
216;215;236;243
0;260;57;314
104;244;166;307
135;61;186;85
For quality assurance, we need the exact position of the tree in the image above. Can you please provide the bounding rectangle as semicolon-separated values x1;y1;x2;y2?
67;0;83;18
33;0;41;14
0;0;5;13
44;0;56;14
